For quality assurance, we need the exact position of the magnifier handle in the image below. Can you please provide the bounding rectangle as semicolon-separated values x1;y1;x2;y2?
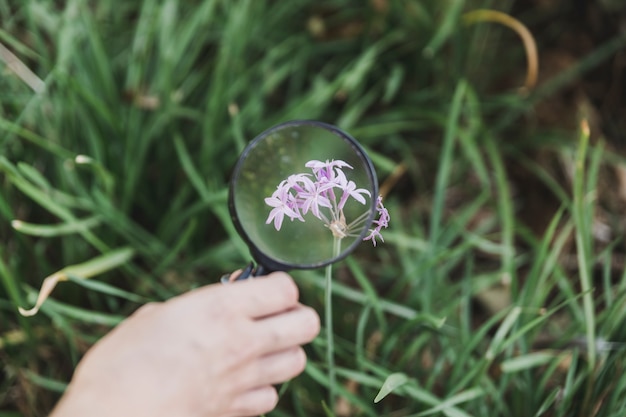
219;262;275;284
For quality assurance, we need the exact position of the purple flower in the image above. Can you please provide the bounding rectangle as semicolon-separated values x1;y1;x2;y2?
374;196;389;227
305;159;353;183
264;186;302;230
363;227;384;247
264;159;389;247
284;173;313;193
338;179;371;210
298;180;333;220
364;196;389;246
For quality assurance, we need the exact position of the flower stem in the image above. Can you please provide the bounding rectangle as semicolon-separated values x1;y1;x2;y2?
346;209;370;230
325;237;341;409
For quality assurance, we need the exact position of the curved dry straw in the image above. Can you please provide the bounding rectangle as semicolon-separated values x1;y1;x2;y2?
463;9;539;93
381;11;539;197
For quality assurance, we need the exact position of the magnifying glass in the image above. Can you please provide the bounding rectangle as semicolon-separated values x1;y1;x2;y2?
222;120;379;282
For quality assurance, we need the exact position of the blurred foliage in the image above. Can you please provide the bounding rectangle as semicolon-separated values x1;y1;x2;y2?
1;0;626;416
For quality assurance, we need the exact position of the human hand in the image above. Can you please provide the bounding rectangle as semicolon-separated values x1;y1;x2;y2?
51;272;320;417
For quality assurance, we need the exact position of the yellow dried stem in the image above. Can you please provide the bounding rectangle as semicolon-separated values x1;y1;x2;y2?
463;9;539;93
17;247;134;317
379;162;407;198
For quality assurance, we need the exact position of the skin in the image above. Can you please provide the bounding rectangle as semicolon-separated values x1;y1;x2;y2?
51;272;320;417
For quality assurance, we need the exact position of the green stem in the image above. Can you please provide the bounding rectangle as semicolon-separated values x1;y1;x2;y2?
573;121;597;412
573;122;595;366
325;237;341;408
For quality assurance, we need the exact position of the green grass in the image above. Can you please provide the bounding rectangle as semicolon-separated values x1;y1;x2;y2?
2;1;626;416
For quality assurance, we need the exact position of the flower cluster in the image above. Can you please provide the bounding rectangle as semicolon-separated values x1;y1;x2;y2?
265;159;389;245
363;195;390;246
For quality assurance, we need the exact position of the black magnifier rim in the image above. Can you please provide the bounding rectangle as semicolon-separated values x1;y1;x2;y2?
228;120;379;272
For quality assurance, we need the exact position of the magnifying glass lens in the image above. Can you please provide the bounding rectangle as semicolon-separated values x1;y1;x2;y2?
230;121;378;271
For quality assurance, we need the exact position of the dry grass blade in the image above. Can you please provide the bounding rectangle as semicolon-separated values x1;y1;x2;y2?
0;41;45;93
18;248;135;317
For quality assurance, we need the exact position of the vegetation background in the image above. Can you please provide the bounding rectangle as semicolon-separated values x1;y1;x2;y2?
1;0;626;416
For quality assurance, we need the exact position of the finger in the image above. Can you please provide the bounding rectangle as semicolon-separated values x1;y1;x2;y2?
241;346;307;389
219;268;243;284
227;272;300;318
228;385;278;417
257;346;307;386
253;304;320;355
174;272;299;320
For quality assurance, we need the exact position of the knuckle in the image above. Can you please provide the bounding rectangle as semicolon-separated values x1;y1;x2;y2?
264;325;283;349
208;288;243;319
226;327;259;364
